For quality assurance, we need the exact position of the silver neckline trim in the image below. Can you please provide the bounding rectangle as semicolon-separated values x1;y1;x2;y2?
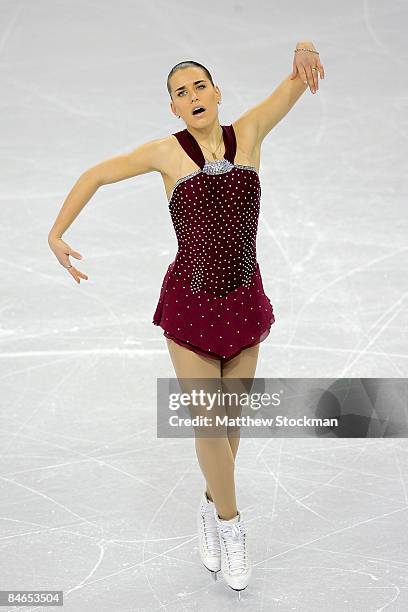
168;162;259;206
202;157;233;174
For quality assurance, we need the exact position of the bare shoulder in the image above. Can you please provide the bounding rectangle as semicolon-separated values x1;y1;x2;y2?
147;133;182;177
121;134;177;177
232;113;260;158
143;134;176;174
232;111;261;170
231;113;262;172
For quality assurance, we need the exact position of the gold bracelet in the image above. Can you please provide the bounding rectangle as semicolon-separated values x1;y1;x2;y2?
294;48;319;54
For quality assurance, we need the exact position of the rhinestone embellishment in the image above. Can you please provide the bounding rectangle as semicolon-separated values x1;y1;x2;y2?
202;158;234;175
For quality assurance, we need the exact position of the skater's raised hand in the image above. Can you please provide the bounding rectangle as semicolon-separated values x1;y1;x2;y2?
290;40;325;94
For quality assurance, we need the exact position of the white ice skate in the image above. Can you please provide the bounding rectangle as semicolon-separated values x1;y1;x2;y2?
215;510;252;599
197;491;221;580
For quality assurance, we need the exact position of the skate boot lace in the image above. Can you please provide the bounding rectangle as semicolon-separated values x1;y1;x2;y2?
201;507;221;555
219;522;247;573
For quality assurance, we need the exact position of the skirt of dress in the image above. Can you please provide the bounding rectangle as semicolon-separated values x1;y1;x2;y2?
152;260;275;363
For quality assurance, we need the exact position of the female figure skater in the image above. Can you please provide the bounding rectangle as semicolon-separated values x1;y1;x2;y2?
48;42;324;598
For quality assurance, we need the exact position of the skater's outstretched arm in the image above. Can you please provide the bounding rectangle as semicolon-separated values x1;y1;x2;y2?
232;40;325;145
47;137;169;283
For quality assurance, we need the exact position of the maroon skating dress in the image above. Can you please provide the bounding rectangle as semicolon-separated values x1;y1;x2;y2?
152;123;275;363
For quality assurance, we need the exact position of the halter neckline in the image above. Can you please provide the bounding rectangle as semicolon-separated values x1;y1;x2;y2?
185;125;226;162
172;124;237;171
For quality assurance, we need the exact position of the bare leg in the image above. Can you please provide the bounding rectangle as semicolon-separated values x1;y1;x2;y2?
166;338;238;519
166;338;261;520
222;342;261;462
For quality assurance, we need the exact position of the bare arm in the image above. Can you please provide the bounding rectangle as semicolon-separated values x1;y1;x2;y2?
47;171;100;241
48;137;169;283
48;137;169;240
237;72;309;145
237;40;324;145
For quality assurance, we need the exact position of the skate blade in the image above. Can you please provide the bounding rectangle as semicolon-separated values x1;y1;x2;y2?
202;562;220;581
229;585;247;600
